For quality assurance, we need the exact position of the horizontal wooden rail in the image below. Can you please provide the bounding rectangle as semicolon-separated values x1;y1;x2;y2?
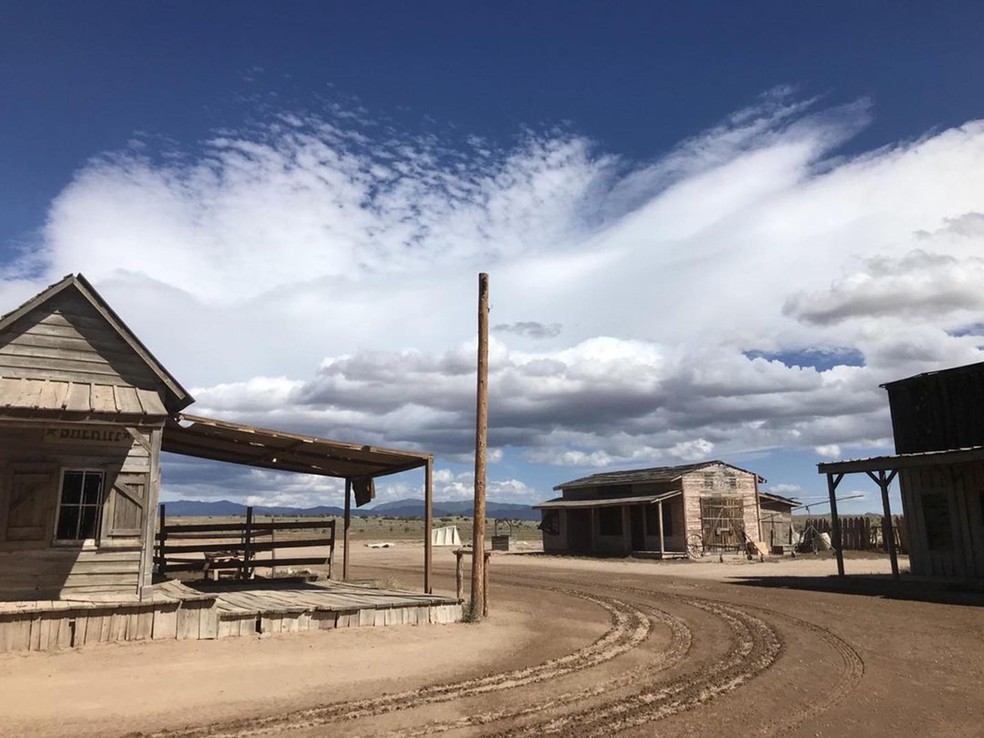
161;537;332;555
159;556;332;573
161;519;335;534
155;505;336;580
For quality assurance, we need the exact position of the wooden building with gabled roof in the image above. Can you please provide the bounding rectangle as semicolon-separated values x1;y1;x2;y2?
0;274;439;604
535;461;766;557
0;274;193;600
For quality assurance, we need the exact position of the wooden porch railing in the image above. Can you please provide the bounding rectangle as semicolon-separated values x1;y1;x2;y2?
155;504;336;579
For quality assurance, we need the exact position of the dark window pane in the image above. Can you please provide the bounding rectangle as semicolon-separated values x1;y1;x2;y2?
646;504;675;538
599;507;622;536
57;506;79;540
61;472;84;505
78;505;100;539
82;473;102;505
922;493;953;551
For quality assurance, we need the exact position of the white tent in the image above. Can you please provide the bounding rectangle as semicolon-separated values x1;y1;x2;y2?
430;525;461;547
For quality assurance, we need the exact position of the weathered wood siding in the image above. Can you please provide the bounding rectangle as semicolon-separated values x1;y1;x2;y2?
899;462;984;578
680;463;760;549
0;547;141;600
0;424;160;600
0;288;163;390
760;501;794;549
886;364;984;454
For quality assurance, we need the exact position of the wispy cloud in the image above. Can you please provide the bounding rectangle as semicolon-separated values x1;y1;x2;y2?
5;91;984;504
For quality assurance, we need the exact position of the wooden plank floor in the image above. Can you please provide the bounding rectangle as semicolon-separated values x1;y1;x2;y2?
154;579;456;616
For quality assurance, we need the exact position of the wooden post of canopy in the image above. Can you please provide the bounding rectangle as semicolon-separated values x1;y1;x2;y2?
827;472;845;576
425;457;433;594
471;272;490;619
343;478;352;580
658;499;666;558
868;469;900;578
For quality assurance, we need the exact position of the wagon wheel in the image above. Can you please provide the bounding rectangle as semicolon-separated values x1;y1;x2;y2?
686;533;704;559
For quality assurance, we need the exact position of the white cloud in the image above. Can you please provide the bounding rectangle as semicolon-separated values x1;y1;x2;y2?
8;91;984;503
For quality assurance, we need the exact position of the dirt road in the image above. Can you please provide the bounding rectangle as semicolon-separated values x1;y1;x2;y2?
3;547;983;737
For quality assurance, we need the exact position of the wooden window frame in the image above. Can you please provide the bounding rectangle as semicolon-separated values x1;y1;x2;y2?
52;468;105;545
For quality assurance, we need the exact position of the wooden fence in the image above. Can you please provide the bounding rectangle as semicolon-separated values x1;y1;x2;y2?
155;505;336;579
802;515;907;554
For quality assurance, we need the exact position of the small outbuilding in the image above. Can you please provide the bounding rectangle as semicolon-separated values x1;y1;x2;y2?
536;461;765;557
819;361;984;580
758;491;798;553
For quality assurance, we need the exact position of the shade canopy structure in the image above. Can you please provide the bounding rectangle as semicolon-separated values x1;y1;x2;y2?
163;413;432;480
162;413;436;592
817;445;984;581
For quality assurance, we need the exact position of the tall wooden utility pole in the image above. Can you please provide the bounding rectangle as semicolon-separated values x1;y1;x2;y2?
471;272;490;618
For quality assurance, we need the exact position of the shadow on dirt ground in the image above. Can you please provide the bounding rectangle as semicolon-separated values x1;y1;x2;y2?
730;573;984;607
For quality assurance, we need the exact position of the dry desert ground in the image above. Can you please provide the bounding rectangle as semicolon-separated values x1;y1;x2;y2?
2;544;983;737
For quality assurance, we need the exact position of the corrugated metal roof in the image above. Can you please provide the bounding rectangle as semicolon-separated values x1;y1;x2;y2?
534;491;682;510
555;460;763;491
0;377;166;419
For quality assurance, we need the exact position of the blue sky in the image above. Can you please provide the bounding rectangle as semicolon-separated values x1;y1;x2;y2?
3;3;984;513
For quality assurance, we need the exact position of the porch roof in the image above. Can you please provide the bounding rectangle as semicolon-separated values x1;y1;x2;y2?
533;490;681;510
162;413;432;481
817;445;984;475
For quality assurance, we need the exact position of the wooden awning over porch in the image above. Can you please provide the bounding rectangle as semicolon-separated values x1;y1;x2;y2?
161;412;436;593
162;413;432;480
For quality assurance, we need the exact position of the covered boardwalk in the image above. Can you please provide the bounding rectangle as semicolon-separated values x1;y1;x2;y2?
819;446;984;581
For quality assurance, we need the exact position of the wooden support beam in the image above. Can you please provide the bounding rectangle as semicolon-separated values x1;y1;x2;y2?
658;500;665;558
343;478;351;580
455;550;464;603
827;472;845;577
877;470;900;578
425;458;433;594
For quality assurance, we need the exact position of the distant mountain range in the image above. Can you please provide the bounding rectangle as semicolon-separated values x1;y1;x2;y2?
161;498;540;521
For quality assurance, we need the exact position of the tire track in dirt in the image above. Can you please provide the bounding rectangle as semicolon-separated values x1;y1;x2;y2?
145;589;651;738
749;606;865;737
469;571;861;737
603;581;866;736
392;604;693;737
491;598;783;737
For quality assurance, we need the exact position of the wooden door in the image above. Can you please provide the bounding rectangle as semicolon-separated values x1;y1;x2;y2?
700;496;745;550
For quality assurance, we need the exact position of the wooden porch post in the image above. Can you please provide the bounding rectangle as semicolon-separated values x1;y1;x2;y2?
827;472;845;576
869;469;900;578
425;457;433;594
343;478;351;580
657;500;666;558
